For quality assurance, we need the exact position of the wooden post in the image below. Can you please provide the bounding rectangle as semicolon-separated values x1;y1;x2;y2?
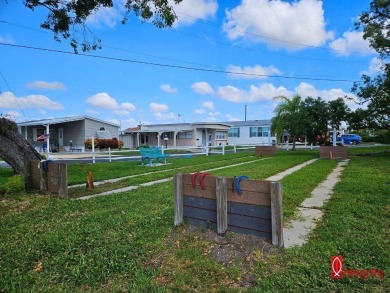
58;164;68;198
174;174;183;226
39;161;48;192
24;160;32;191
216;177;228;235
330;151;333;160
87;171;94;189
92;136;95;164
270;181;284;247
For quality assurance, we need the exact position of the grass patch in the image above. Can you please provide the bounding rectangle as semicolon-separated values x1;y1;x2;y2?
68;153;316;198
0;167;14;192
67;153;256;185
347;145;390;155
251;152;390;291
1;151;388;291
281;159;338;222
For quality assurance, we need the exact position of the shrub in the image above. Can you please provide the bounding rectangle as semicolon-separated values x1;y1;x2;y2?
5;175;24;194
84;138;124;149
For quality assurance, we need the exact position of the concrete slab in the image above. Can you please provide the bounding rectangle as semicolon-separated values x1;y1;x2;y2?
284;208;323;248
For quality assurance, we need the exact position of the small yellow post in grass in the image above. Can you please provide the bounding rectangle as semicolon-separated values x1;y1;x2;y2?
87;171;94;189
330;151;333;160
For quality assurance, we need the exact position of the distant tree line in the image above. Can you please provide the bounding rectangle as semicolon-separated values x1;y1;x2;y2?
271;95;389;150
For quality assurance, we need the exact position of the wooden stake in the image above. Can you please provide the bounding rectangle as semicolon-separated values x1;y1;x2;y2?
216;177;228;235
39;161;48;192
330;151;333;160
270;181;284;247
58;164;68;198
174;174;183;226
87;171;94;189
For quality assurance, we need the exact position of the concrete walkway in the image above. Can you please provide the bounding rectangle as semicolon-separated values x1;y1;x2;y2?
283;160;349;248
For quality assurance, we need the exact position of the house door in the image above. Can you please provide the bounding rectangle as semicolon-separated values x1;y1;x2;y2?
58;128;64;146
201;130;206;146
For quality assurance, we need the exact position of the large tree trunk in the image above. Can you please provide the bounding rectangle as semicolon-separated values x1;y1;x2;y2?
292;136;297;151
0;117;41;174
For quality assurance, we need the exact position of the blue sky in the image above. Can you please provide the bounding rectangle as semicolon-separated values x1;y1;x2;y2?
0;0;379;130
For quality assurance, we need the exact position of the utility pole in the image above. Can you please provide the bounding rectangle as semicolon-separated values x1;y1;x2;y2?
245;105;247;121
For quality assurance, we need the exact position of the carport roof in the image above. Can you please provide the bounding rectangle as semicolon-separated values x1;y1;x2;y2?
17;116;119;127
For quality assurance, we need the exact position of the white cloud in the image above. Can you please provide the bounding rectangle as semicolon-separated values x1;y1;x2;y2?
329;31;373;56
223;0;333;51
120;118;138;129
204;111;221;122
121;102;136;111
172;0;218;26
106;119;120;126
87;92;118;110
0;91;64;110
360;57;383;75
0;35;15;44
86;93;136;116
113;109;130;116
224;114;240;122
154;112;177;121
191;82;214;94
87;6;122;28
227;64;281;79
217;83;290;103
294;82;357;102
3;110;22;119
160;84;178;93
194;108;206;114
202;101;214;110
26;81;66;90
150;102;169;113
86;109;100;115
216;82;358;109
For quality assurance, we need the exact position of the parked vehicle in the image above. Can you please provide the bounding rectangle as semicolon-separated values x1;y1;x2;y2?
336;134;362;145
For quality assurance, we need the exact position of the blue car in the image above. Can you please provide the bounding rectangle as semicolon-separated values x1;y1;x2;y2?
336;134;362;145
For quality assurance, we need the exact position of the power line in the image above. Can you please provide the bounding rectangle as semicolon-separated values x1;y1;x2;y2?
0;71;27;119
0;42;360;83
1;19;370;65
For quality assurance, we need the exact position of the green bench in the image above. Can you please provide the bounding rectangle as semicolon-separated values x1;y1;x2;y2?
140;147;169;166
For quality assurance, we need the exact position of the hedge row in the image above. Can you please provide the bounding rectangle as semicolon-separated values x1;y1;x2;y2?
84;138;124;149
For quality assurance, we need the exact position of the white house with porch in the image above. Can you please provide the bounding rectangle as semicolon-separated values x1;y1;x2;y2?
120;122;231;149
17;116;120;152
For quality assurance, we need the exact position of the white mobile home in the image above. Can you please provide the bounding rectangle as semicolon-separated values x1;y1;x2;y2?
120;122;231;149
17;116;120;152
225;120;276;145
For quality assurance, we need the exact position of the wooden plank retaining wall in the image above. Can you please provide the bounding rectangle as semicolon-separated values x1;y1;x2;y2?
320;146;347;159
255;146;277;156
174;173;284;247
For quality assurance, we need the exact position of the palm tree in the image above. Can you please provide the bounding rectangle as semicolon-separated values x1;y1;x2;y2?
271;95;305;150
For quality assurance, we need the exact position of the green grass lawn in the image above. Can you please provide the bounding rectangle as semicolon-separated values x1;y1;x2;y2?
0;150;389;291
67;153;316;198
67;152;256;185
